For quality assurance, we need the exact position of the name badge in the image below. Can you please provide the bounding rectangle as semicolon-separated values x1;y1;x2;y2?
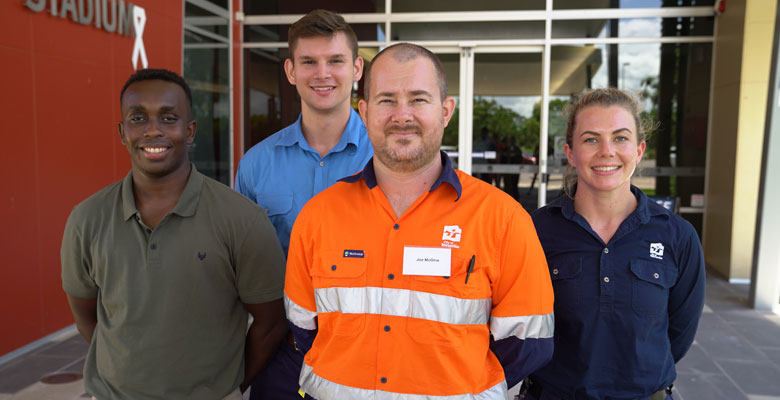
402;246;451;276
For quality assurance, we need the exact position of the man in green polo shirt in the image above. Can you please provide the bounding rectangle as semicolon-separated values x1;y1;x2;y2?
61;68;287;400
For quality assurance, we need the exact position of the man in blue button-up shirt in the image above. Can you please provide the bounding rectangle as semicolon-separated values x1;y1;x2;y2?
235;9;373;400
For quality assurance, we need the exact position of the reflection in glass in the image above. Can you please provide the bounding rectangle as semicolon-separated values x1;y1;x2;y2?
184;46;231;185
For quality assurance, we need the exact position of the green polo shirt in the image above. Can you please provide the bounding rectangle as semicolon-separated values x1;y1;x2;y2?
61;166;285;400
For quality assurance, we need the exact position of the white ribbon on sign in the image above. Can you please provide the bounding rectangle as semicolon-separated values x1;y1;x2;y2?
131;5;148;70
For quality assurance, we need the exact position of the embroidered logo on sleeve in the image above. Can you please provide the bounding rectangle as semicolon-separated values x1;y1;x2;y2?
343;250;365;258
650;243;664;260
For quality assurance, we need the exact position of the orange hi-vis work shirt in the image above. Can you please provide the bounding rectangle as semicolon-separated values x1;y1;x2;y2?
284;153;554;399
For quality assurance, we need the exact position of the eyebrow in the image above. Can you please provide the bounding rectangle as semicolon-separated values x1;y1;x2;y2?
374;90;434;99
298;54;348;60
580;128;633;137
126;105;178;114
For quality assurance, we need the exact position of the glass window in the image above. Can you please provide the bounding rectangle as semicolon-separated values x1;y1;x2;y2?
392;0;544;12
391;21;545;41
244;23;383;44
244;0;385;15
552;17;714;38
553;0;714;10
183;1;231;185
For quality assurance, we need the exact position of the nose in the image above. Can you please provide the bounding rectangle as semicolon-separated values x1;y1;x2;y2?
314;62;330;80
597;139;614;156
390;102;414;125
143;119;165;138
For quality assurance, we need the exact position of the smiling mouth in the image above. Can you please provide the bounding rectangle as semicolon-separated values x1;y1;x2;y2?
143;147;168;154
312;86;335;91
592;166;620;172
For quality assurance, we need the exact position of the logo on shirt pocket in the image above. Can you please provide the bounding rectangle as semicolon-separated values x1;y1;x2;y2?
197;252;207;260
650;243;664;260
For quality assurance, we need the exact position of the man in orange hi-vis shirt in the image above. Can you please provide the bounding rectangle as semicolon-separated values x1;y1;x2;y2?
284;43;554;399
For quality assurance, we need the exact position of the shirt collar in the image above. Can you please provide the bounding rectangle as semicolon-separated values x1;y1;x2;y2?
122;164;204;221
340;151;462;201
275;108;363;153
549;184;662;224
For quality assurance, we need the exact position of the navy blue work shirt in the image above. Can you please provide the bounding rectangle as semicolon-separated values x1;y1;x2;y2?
529;186;705;399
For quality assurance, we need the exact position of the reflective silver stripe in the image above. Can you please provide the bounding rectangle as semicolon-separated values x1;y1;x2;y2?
313;286;491;325
300;362;507;400
285;293;318;330
489;312;555;341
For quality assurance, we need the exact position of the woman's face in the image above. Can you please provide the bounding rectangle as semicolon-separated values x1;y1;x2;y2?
565;105;646;196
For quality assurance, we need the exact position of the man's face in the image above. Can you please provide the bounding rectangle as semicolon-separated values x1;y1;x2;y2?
285;32;363;116
358;54;455;173
118;80;196;179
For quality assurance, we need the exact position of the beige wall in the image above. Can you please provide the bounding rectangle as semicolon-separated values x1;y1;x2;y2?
704;0;777;280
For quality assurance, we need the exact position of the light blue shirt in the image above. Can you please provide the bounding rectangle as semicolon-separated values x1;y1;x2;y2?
235;109;373;256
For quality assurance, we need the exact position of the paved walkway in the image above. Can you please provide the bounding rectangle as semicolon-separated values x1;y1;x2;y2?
1;271;779;399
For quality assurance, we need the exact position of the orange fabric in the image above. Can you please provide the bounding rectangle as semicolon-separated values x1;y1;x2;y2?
285;170;553;396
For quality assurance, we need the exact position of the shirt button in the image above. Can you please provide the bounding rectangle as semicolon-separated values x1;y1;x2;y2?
393;223;399;230
319;161;324;167
653;272;660;279
388;273;394;280
552;268;559;275
603;248;609;254
384;325;391;332
380;377;387;384
146;228;151;234
151;243;157;250
603;276;610;283
331;265;337;271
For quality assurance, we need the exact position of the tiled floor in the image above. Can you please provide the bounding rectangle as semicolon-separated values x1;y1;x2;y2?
1;271;779;399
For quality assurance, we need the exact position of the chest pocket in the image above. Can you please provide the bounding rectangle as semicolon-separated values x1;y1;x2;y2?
406;254;489;346
311;250;368;336
630;259;677;318
549;257;582;315
257;193;293;217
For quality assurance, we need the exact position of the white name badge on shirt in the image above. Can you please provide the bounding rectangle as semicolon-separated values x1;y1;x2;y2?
402;246;452;276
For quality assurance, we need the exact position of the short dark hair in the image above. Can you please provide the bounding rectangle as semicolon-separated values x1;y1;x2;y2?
363;43;448;101
288;9;358;60
120;68;193;110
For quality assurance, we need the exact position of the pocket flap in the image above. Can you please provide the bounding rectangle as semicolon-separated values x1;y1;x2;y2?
630;259;677;288
257;193;293;216
312;250;368;278
549;258;581;281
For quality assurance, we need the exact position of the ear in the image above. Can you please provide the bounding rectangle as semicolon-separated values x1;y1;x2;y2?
284;58;296;86
118;122;127;146
352;56;364;82
636;140;646;163
186;120;197;146
441;96;456;127
358;98;368;125
564;143;575;168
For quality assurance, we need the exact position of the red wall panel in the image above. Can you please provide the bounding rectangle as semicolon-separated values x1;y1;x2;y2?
0;0;183;355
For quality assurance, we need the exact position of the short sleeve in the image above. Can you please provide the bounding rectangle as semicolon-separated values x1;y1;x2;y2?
235;210;286;304
60;207;98;299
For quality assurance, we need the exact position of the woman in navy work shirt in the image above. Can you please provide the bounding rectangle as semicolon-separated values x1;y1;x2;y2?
525;88;705;400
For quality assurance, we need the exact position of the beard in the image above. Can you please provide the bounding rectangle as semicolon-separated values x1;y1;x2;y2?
374;123;441;173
